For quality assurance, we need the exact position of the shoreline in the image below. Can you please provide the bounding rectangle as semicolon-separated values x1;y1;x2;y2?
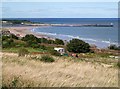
2;26;54;40
2;26;117;49
31;27;116;49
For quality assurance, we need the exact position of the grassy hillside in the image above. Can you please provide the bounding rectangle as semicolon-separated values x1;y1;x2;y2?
2;52;118;87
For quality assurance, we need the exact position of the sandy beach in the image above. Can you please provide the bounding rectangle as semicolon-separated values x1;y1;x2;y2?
2;26;50;39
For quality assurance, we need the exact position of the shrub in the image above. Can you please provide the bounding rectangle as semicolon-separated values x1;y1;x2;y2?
48;40;55;44
2;36;10;41
55;38;64;45
108;44;120;50
50;50;61;56
22;34;38;42
40;55;54;62
40;38;49;43
30;43;40;48
2;39;16;48
36;38;42;43
10;34;19;40
18;48;29;57
2;41;10;48
66;39;90;53
39;45;46;50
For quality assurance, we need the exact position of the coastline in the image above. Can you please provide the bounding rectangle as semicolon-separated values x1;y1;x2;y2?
30;27;113;49
2;26;117;48
2;26;53;40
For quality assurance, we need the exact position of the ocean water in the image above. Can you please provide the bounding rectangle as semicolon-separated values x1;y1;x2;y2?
4;18;119;48
30;18;118;48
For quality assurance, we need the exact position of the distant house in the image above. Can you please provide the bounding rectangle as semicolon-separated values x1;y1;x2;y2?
54;47;65;55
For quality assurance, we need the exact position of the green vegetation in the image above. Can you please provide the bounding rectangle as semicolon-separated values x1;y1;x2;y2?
54;38;64;45
2;35;10;41
2;39;16;48
2;34;64;54
66;39;90;53
18;48;29;57
2;28;119;87
108;44;120;50
3;31;118;62
50;49;61;56
2;34;19;48
2;47;48;53
21;34;64;46
10;34;19;40
39;55;55;62
21;34;39;47
97;53;111;58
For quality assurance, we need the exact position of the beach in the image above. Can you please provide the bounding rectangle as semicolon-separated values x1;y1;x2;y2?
1;26;119;87
2;25;117;49
1;2;119;88
2;26;51;39
2;18;118;48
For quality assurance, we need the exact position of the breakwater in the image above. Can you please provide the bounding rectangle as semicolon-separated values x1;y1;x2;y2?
25;23;113;27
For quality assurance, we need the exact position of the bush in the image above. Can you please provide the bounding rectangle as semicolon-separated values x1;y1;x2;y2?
40;38;49;43
40;55;54;62
108;44;120;50
55;38;64;45
50;50;61;56
18;48;29;57
2;39;16;48
39;45;47;50
48;40;55;44
10;34;19;40
66;39;90;53
30;43;40;48
2;41;10;48
2;36;10;41
22;34;38;42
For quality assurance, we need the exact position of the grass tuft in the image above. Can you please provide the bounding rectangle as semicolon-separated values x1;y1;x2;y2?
39;55;55;62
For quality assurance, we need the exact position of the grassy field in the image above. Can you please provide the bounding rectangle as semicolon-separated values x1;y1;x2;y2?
2;52;118;87
2;47;48;53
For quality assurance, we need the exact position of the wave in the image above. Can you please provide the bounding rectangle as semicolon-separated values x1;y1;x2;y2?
38;32;57;36
31;29;118;47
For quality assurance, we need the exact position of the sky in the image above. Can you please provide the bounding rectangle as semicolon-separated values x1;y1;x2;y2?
2;2;119;18
2;0;120;2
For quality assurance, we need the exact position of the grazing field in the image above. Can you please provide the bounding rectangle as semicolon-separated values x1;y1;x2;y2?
2;52;118;87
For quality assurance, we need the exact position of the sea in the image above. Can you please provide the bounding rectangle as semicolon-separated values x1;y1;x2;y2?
3;18;119;48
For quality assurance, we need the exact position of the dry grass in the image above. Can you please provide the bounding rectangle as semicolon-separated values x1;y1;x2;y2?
0;52;2;88
2;52;118;87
